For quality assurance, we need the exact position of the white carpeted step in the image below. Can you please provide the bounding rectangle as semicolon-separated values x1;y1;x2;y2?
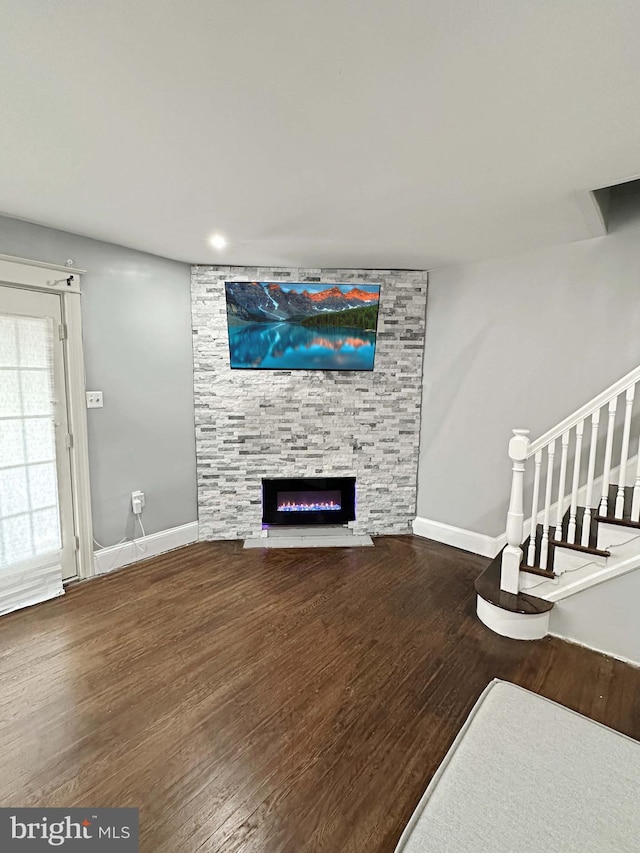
553;544;607;574
596;520;640;550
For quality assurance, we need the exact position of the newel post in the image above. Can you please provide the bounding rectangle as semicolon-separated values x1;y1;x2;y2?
501;429;530;594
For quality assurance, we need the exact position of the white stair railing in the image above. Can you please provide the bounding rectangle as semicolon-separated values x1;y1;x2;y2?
539;441;555;572
631;443;640;522
501;364;640;594
581;411;600;547
599;399;617;518
553;432;570;542
615;386;635;518
527;451;542;567
500;430;529;594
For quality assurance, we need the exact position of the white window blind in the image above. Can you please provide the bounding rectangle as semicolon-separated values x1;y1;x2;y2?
0;313;64;615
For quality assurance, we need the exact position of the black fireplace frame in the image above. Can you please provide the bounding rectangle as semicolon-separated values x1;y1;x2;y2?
262;476;356;526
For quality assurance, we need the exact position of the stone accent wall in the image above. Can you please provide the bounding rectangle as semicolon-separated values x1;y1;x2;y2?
191;266;428;540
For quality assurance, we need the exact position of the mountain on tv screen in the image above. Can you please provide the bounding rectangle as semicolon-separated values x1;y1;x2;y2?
224;281;381;371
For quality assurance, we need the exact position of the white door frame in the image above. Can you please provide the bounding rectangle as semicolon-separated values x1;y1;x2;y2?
0;254;94;579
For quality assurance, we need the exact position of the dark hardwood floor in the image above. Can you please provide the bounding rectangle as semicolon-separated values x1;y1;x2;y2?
1;535;640;852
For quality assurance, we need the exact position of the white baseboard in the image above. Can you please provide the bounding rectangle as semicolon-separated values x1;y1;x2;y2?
94;521;199;576
412;516;502;558
548;631;640;669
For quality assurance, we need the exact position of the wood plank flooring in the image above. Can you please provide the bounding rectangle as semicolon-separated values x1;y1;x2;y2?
1;535;639;852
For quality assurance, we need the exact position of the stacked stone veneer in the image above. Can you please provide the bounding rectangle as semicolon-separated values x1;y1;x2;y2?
191;266;428;540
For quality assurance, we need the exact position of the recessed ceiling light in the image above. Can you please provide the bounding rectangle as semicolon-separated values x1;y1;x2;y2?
210;234;227;250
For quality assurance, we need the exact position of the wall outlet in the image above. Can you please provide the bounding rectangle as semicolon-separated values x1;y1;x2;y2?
131;490;145;515
86;391;103;408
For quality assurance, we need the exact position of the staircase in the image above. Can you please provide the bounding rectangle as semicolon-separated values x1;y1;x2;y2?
476;365;640;640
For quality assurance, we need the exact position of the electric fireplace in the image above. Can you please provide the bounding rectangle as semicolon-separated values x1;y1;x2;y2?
262;477;356;526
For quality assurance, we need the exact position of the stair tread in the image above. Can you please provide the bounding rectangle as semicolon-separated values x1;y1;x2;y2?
475;554;554;615
519;564;556;578
487;483;633;601
596;514;640;530
552;538;610;558
532;523;610;558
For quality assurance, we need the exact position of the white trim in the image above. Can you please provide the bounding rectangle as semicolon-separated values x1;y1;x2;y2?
0;256;84;293
62;293;94;579
412;516;503;558
0;253;86;274
547;631;640;669
476;595;550;640
93;521;199;575
0;255;93;579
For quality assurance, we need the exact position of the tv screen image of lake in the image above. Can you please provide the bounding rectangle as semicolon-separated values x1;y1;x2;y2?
225;281;380;370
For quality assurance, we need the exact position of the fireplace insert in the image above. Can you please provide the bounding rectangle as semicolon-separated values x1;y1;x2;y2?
262;477;356;526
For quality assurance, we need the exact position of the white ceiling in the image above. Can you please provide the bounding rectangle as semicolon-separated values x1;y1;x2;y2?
1;0;640;269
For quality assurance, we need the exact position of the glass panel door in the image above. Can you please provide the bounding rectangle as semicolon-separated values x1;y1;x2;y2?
0;286;76;582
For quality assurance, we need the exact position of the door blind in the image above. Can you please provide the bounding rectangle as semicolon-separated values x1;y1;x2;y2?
0;313;63;610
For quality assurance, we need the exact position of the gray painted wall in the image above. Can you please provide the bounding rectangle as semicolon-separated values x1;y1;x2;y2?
417;188;640;537
0;215;196;544
192;266;428;540
550;570;640;666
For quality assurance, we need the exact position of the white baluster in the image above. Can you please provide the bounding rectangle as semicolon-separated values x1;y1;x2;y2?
554;431;570;541
501;429;530;594
539;440;556;572
631;435;640;523
581;410;601;547
599;397;618;518
567;420;584;544
527;450;542;566
615;385;635;518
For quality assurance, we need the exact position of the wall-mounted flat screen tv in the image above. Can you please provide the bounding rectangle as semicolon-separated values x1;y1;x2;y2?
224;281;381;370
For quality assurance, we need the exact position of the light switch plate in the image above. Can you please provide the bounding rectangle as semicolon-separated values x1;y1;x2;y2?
86;391;103;408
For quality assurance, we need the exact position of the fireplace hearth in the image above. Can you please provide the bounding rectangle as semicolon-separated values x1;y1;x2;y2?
262;477;356;526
